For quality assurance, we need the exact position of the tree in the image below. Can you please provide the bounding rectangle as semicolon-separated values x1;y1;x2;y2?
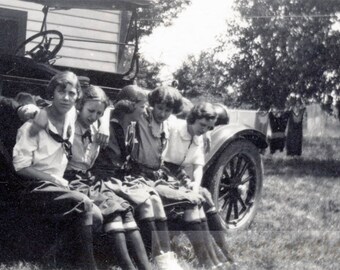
138;0;192;37
131;1;192;87
217;0;340;109
173;52;229;100
136;56;164;89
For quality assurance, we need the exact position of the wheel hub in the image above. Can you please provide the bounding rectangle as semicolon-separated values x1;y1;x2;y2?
217;153;258;227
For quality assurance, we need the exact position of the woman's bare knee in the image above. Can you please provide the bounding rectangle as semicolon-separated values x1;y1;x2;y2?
150;194;166;218
199;206;206;220
104;220;124;233
92;204;104;233
138;198;154;220
183;206;200;222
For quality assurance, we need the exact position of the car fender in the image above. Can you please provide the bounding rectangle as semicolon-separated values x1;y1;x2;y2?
204;123;268;172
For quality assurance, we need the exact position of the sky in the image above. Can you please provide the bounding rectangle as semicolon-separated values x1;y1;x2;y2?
140;0;236;83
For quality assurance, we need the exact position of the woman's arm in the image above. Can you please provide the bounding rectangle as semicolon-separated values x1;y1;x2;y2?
13;120;69;188
17;167;69;187
17;104;40;122
96;106;113;148
0;96;20;111
191;164;203;193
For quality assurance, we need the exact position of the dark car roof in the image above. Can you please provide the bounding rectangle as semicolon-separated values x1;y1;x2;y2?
0;54;58;80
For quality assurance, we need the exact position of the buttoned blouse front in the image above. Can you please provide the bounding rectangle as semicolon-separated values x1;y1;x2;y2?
13;107;76;178
130;109;169;170
66;120;100;172
163;117;205;167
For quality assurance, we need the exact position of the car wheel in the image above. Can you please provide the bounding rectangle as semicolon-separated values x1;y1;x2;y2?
206;139;263;231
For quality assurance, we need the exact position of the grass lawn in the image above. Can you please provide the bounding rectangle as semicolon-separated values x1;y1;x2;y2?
223;136;340;270
0;136;339;270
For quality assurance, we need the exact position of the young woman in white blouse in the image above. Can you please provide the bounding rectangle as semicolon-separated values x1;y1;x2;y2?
12;71;97;270
163;102;235;267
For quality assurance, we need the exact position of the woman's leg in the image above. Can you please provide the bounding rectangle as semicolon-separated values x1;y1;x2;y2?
104;215;136;270
29;186;98;270
206;211;234;263
155;219;171;253
149;194;167;220
150;194;171;253
139;195;183;270
137;198;161;256
201;187;234;263
92;204;104;233
123;211;151;270
182;206;216;268
57;221;97;270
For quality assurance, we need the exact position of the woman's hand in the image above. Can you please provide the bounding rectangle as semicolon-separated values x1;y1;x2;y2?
51;174;69;188
17;104;40;122
95;132;109;148
17;168;69;189
29;109;49;137
191;182;200;193
96;107;112;148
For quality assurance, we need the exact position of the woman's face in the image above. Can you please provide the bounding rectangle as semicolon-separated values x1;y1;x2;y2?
78;100;106;128
189;118;216;136
131;100;146;120
53;84;78;114
152;103;173;123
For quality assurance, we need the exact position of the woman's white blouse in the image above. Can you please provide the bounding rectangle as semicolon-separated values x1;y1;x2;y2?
13;108;76;178
163;116;205;167
66;121;100;172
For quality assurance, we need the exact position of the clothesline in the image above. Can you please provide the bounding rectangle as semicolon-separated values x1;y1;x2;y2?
243;14;339;19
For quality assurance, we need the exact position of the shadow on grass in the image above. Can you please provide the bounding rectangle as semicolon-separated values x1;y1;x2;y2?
264;158;340;179
263;136;340;179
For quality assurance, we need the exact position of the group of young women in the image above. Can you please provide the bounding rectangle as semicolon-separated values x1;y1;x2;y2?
9;71;235;270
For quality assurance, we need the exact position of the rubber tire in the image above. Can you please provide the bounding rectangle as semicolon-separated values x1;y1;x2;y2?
206;139;263;232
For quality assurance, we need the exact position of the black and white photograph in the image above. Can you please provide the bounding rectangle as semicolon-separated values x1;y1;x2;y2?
0;0;339;269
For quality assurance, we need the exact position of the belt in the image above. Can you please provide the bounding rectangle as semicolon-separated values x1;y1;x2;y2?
64;169;93;182
129;162;167;181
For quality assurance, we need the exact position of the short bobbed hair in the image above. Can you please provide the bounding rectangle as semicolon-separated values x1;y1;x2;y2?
113;85;148;117
187;102;217;125
115;85;147;104
46;71;82;100
77;85;110;110
176;97;194;119
148;86;183;114
15;92;36;105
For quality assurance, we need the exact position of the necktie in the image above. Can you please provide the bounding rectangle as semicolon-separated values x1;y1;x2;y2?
47;127;73;160
82;129;92;143
112;122;127;161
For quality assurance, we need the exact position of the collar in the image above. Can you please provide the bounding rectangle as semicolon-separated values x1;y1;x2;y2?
178;121;200;146
144;108;169;139
45;106;76;144
47;117;71;140
74;120;98;137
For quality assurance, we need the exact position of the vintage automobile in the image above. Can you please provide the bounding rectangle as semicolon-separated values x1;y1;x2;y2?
0;0;267;259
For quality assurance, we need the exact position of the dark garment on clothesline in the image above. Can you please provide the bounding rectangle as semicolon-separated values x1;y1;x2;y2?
268;111;290;154
286;108;305;156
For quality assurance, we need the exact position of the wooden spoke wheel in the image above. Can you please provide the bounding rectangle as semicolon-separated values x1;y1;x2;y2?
207;139;263;231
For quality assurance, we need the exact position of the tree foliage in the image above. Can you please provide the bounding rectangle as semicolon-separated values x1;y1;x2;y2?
173;52;233;103
220;0;340;109
138;0;191;37
136;56;164;89
133;0;191;88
